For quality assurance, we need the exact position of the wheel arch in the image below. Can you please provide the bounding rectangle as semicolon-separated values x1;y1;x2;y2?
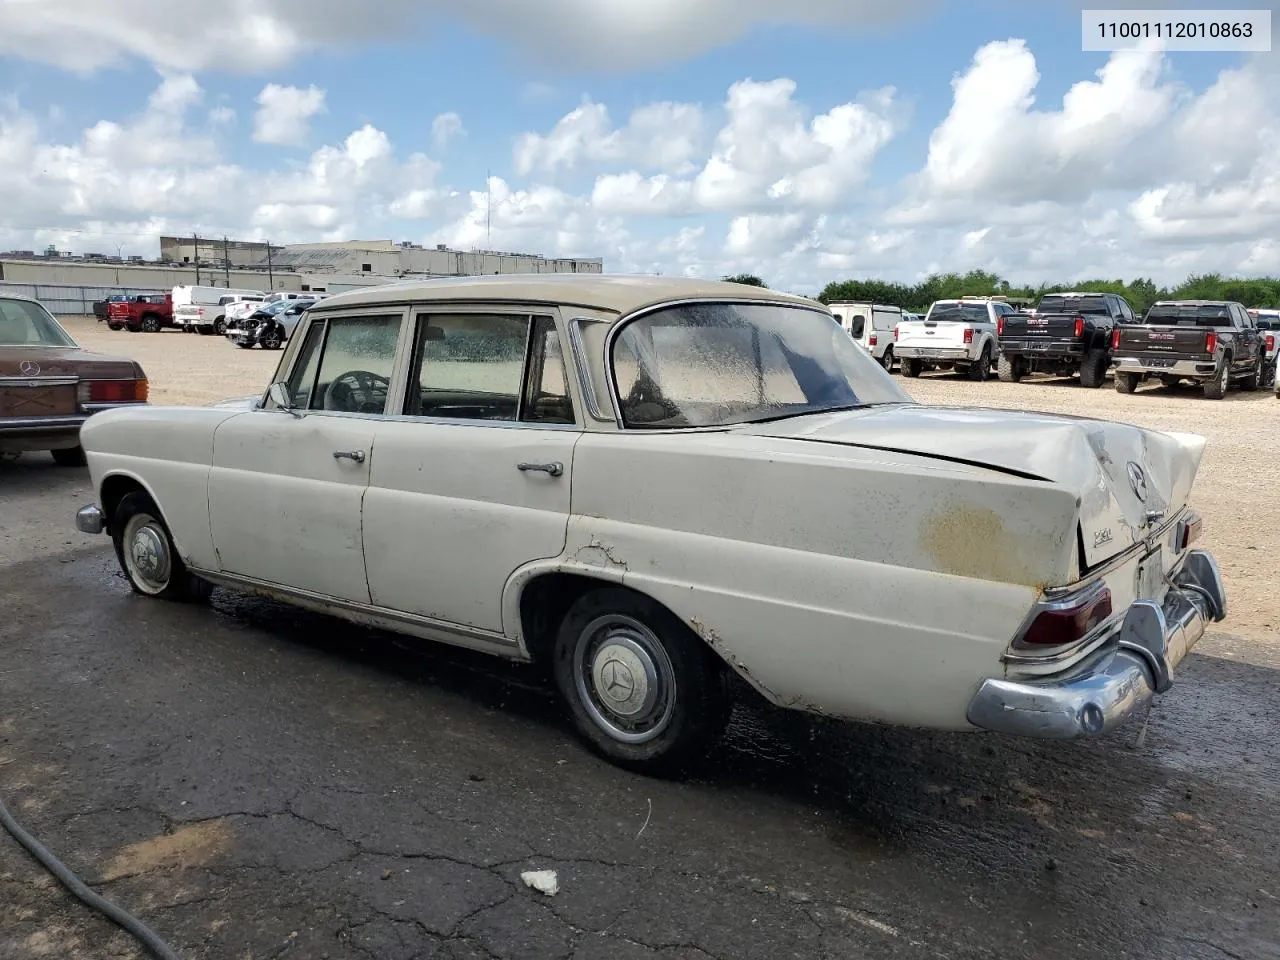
100;470;168;536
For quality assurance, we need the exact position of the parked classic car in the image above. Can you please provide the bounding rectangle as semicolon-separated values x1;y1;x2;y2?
1;293;149;465
72;275;1226;773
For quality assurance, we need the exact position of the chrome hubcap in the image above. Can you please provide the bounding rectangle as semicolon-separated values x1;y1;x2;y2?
125;515;171;593
574;615;676;744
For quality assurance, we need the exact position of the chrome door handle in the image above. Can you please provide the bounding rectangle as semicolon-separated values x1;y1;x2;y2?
333;450;365;463
517;461;563;477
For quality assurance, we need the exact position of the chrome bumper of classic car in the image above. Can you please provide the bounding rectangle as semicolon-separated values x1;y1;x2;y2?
967;549;1226;739
76;504;106;534
1112;356;1217;377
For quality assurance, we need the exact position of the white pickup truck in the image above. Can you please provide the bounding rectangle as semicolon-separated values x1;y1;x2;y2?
172;286;266;336
894;297;1010;381
1248;309;1279;389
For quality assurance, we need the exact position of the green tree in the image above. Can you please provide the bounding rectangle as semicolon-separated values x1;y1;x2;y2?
722;273;767;287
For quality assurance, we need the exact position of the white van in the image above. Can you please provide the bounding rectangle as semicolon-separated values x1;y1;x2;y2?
828;301;904;371
171;285;265;336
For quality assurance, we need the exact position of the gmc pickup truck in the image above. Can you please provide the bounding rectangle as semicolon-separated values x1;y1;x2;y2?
996;292;1134;387
1248;309;1279;388
106;294;174;333
1112;300;1267;399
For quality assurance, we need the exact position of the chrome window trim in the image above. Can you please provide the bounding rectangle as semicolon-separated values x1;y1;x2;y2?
566;316;612;422
601;297;840;431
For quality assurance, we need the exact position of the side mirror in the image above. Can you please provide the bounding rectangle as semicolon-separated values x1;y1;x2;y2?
267;381;302;418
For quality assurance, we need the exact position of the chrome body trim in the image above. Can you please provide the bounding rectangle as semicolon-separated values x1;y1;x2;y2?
1047;508;1186;598
967;549;1225;739
0;375;79;387
75;504;106;534
2;414;88;431
1112;357;1216;377
566;317;611;422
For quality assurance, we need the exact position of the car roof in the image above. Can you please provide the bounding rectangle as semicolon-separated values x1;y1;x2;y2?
1151;300;1236;306
1044;291;1109;297
309;274;817;318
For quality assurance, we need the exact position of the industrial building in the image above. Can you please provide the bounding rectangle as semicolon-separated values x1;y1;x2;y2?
0;237;605;314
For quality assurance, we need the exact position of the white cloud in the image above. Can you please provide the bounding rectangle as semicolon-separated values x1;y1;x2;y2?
209;106;236;126
0;0;934;74
515;100;705;176
431;112;465;149
253;83;326;146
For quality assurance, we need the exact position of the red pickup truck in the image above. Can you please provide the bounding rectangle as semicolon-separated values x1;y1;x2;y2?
106;294;174;333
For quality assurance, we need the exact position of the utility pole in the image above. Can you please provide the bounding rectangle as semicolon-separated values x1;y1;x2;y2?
485;170;491;247
193;233;201;285
223;236;230;286
266;240;274;290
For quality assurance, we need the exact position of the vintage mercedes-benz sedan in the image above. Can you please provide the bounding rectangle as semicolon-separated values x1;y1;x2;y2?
73;275;1226;773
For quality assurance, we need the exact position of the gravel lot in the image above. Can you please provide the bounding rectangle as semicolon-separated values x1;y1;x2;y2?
63;315;1279;641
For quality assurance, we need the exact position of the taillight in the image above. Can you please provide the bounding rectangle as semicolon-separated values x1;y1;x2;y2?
996;316;1005;336
197;307;205;317
1073;316;1084;338
1205;331;1217;353
868;333;877;346
1267;334;1275;352
893;327;899;342
962;328;974;344
78;378;149;404
1178;514;1203;550
1111;328;1121;350
1015;583;1113;650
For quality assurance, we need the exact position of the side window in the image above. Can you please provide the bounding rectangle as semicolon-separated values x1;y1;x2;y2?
522;317;575;424
405;313;532;421
285;321;326;409
307;314;402;414
848;314;866;339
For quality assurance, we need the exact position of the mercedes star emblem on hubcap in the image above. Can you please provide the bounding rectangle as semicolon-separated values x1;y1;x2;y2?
18;360;40;377
601;659;636;702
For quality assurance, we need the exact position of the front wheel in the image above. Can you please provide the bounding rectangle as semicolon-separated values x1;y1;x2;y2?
1241;354;1264;391
213;318;227;336
1114;372;1139;394
900;357;923;378
552;588;731;775
878;347;894;372
140;314;161;333
111;492;212;603
259;327;283;350
107;323;122;331
50;445;87;467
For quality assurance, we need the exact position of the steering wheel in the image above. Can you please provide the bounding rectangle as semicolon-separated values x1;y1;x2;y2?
323;370;391;413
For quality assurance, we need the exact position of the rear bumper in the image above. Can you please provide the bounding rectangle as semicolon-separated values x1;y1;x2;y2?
894;346;973;361
966;549;1225;739
76;504;106;535
999;339;1085;359
1113;356;1216;378
0;402;147;445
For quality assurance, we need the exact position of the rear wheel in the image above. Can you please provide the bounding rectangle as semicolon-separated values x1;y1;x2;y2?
901;357;923;378
110;492;211;603
997;354;1023;383
966;345;992;382
139;314;161;333
213;317;227;336
552;588;731;775
50;445;87;467
878;346;894;372
1079;348;1109;388
1114;372;1139;394
1203;359;1230;400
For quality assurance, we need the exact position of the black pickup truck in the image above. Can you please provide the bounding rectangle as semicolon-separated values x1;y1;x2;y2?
996;292;1133;387
1112;300;1267;399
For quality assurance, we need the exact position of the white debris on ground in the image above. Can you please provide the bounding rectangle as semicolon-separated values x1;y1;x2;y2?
521;869;559;896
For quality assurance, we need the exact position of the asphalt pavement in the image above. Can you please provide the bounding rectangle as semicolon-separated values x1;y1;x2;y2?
2;457;1278;960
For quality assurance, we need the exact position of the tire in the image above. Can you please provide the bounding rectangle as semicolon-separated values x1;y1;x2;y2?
110;492;212;603
260;329;283;350
1114;372;1139;394
196;326;212;336
1079;348;1109;388
1203;358;1230;400
1241;354;1264;391
878;347;893;372
997;354;1023;383
213;317;227;336
50;445;87;467
139;314;161;333
901;357;923;378
1264;360;1277;390
552;587;731;775
966;345;992;382
237;340;255;349
107;323;122;331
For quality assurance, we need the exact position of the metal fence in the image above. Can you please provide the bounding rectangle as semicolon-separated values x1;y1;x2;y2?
0;281;170;316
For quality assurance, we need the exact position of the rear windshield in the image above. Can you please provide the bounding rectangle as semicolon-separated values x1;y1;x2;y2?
1254;316;1280;330
1144;304;1233;326
926;303;988;322
1037;295;1110;315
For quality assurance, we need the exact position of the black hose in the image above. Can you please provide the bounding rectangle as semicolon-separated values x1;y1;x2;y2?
0;793;181;960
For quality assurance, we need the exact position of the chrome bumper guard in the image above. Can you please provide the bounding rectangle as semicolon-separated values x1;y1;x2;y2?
967;550;1226;739
76;504;106;535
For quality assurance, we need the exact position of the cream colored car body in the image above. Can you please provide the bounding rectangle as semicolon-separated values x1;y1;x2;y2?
78;275;1222;736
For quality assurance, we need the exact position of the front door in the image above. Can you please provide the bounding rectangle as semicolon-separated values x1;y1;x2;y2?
362;309;580;633
208;311;406;603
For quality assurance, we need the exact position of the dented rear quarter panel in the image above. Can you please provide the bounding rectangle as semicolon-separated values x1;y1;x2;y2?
564;430;1080;729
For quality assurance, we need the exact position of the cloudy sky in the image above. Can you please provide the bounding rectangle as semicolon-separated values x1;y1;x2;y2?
0;0;1276;293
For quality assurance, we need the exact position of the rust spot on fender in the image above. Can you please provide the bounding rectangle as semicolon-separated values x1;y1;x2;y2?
102;818;233;881
919;504;1056;587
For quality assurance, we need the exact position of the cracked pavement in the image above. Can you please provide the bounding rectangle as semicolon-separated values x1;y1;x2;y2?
2;459;1279;959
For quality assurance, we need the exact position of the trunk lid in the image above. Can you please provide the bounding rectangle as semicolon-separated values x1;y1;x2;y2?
1000;313;1082;342
894;319;971;349
0;348;140;420
738;405;1205;571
